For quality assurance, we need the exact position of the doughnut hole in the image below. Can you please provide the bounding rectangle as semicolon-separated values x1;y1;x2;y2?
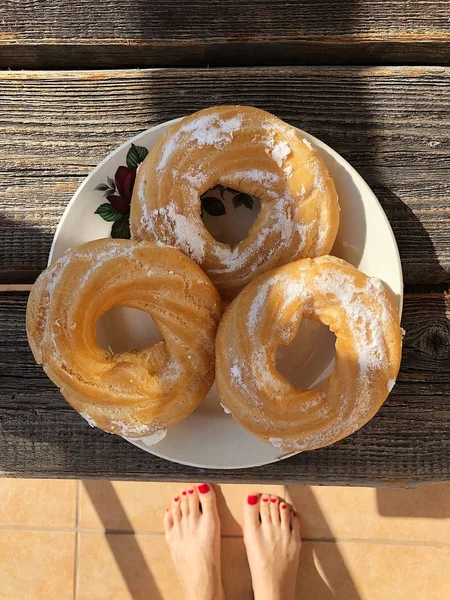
200;185;261;247
96;307;163;354
276;319;337;390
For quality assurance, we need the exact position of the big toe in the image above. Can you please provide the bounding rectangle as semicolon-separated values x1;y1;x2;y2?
243;493;260;532
197;483;217;514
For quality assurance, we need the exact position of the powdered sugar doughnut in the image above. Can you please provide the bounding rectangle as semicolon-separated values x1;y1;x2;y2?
215;255;402;451
130;105;340;298
26;239;222;438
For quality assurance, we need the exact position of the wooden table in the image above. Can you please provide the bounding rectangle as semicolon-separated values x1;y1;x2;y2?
1;1;449;486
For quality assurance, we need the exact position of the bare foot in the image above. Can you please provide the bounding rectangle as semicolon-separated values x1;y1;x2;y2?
164;483;225;600
243;493;301;600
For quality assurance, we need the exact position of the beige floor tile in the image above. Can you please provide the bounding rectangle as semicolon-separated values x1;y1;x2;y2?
0;478;77;528
222;537;253;598
80;480;283;536
298;540;450;600
286;483;450;544
0;530;75;599
79;480;182;532
77;533;250;600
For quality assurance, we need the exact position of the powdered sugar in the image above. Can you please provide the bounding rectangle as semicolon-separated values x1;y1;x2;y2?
280;277;310;309
283;165;293;178
184;170;208;188
125;429;167;446
247;277;275;334
313;164;326;193
77;245;135;287
268;437;284;449
270;140;291;167
80;412;97;428
157;113;243;173
315;270;389;378
387;379;396;392
220;403;232;415
231;169;280;186
302;137;314;151
142;204;205;263
369;277;386;294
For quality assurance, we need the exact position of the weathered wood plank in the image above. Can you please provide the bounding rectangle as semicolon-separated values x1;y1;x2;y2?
1;291;448;484
1;1;450;67
1;67;449;285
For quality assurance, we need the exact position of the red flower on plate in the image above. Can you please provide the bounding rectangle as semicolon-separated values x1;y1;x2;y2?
107;166;136;215
94;143;149;239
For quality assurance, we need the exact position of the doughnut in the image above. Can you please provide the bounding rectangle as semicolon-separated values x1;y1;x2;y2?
26;239;222;440
215;255;402;452
130;105;340;298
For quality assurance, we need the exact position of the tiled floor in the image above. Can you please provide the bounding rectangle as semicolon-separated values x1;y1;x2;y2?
0;479;448;599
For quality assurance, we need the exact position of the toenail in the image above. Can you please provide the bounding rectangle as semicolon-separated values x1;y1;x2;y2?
174;496;179;502
281;504;287;510
182;490;187;496
198;483;210;494
262;497;269;502
247;494;259;505
188;488;194;494
270;498;277;503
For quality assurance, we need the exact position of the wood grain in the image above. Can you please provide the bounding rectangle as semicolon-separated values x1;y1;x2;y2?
1;291;449;484
1;67;449;285
1;1;450;67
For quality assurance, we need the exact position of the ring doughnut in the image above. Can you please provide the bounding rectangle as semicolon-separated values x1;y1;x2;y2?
215;255;402;452
26;239;222;440
130;105;340;298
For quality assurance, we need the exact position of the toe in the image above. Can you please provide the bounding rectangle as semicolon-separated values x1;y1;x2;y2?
172;494;182;522
280;501;290;531
197;483;216;514
291;511;301;541
259;493;271;523
187;485;200;519
180;488;189;517
244;493;260;531
269;496;280;524
164;508;174;532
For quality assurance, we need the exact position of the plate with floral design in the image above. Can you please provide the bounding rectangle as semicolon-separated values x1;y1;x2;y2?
49;117;403;469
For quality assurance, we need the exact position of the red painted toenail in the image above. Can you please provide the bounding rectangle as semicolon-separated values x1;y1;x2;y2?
270;498;277;503
198;483;210;494
188;489;194;494
174;496;179;502
182;490;187;496
262;497;269;502
281;504;287;510
247;494;259;505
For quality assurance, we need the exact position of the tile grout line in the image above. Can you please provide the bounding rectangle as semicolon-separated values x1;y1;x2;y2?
1;521;450;548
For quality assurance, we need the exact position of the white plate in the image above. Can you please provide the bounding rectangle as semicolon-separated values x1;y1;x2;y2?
49;117;403;469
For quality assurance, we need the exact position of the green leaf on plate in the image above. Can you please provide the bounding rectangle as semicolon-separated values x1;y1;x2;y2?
106;176;116;191
242;194;254;210
126;143;149;168
94;183;109;191
111;215;131;239
201;196;226;216
95;203;123;222
233;193;254;210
